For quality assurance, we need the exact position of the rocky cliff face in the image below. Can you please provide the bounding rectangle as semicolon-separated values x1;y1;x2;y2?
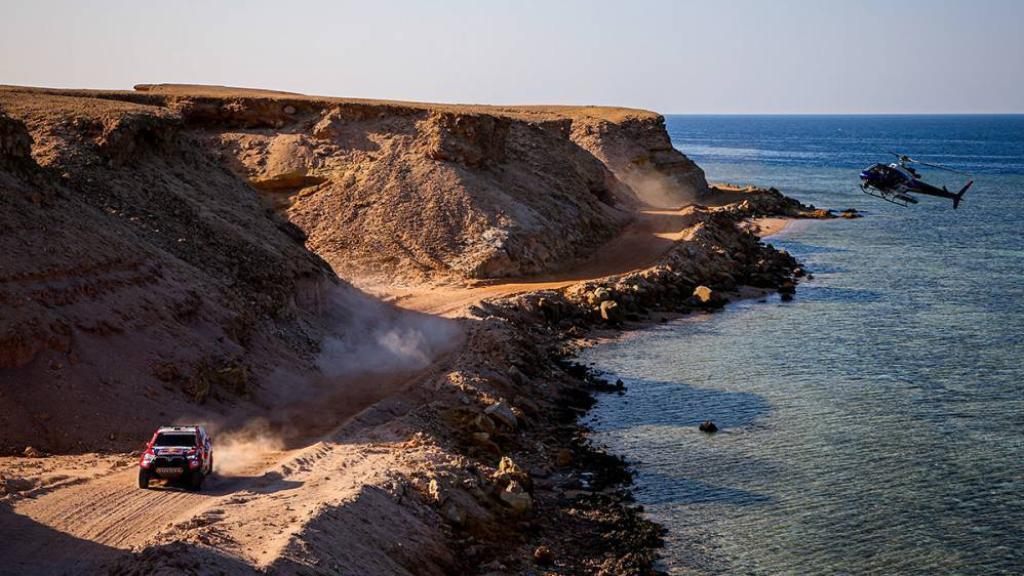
0;92;338;452
570;114;709;208
0;85;708;452
212;104;635;283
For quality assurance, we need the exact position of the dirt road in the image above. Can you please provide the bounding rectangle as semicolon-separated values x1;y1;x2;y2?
0;361;450;575
369;206;708;316
373;207;791;317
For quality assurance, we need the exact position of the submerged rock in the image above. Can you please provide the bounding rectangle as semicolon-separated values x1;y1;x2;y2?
699;420;718;433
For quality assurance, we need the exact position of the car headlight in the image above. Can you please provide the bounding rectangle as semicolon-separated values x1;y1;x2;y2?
142;453;155;464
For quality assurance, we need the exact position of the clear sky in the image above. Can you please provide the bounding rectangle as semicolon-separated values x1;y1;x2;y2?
1;0;1021;113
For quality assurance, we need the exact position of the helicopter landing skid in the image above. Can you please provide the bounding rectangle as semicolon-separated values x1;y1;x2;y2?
859;185;917;207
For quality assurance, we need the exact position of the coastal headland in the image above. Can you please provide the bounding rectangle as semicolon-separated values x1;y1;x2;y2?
0;85;843;574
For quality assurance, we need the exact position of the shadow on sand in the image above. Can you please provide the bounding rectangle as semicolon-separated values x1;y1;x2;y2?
142;469;303;497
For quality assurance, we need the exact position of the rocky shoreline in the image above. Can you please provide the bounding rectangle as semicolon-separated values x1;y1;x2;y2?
424;200;814;574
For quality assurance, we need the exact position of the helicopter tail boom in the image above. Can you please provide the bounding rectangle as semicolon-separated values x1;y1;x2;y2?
952;180;973;210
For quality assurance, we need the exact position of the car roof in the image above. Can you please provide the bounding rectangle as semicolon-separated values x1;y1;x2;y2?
155;425;204;433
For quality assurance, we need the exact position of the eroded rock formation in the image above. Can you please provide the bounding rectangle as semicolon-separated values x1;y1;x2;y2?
0;84;709;453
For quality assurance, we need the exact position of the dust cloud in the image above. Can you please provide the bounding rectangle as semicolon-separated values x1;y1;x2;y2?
626;170;701;208
201;285;462;467
316;286;462;378
213;419;283;475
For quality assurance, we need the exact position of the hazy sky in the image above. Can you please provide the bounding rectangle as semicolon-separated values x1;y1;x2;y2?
2;0;1021;113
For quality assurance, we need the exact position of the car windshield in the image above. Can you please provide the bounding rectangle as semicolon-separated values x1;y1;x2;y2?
153;433;196;447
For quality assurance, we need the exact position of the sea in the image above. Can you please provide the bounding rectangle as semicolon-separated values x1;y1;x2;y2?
581;115;1024;575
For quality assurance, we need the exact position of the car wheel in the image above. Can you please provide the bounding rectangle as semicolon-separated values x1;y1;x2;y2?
138;469;151;489
188;470;203;491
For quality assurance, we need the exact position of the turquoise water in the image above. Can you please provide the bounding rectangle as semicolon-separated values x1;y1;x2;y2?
583;116;1024;575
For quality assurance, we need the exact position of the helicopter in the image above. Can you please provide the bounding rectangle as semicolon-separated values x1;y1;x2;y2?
859;151;973;208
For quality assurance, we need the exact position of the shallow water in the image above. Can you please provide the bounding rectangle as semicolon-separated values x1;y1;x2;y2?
582;116;1024;575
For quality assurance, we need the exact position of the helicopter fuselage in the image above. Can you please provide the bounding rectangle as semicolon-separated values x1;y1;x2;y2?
859;162;970;208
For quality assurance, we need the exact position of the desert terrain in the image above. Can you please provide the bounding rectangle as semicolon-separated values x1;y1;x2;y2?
0;84;835;575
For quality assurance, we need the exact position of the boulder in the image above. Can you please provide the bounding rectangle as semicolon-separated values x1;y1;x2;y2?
699;420;718;433
508;366;527;386
474;414;496;434
778;281;796;295
427;478;443;502
0;475;35;494
471;432;501;455
484;401;517;429
536;297;560;323
689;285;725;309
499;480;532;513
801;208;833;219
533;545;555;565
494;456;531;489
599;299;624;323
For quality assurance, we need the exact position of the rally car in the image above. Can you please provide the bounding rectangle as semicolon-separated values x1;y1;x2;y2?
138;425;213;490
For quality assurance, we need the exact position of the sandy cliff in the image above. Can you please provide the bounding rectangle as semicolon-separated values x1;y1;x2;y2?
0;83;711;455
0;98;346;454
570;114;709;208
0;85;812;576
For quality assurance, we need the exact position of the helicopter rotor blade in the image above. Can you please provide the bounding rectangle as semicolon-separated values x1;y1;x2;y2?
914;161;968;175
876;147;968;175
878;148;917;164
